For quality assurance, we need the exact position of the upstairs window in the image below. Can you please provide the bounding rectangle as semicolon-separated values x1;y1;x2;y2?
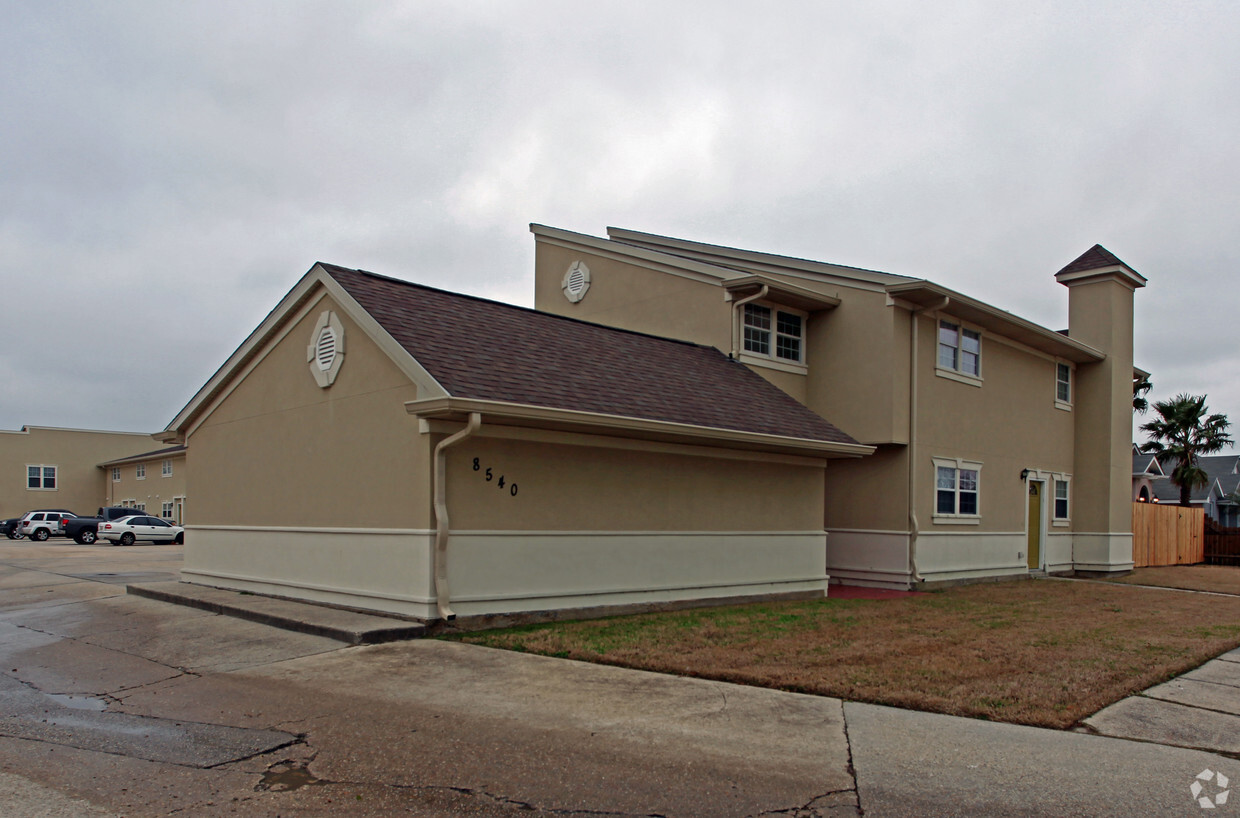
27;465;57;490
162;459;173;477
744;303;804;363
1056;363;1072;407
136;463;146;480
938;321;981;378
112;467;121;482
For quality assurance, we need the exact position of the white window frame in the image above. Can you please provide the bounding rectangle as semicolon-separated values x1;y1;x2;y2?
936;319;982;386
162;459;173;477
1055;362;1072;411
932;457;982;524
136;502;146;512
111;467;121;482
136;463;146;480
740;302;808;373
26;464;57;491
161;501;174;518
1052;476;1071;526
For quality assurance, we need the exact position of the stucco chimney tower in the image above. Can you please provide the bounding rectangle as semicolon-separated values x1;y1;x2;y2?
1055;246;1146;574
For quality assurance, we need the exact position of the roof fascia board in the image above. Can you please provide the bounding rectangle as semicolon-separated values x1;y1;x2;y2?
98;448;188;468
418;418;830;468
0;426;152;438
605;226;912;288
886;281;1105;363
177;288;332;442
1055;264;1147;290
163;265;449;442
531;224;731;285
163;266;328;439
406;396;875;459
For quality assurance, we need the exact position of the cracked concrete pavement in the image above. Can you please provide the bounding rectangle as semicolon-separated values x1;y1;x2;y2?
1;539;1238;816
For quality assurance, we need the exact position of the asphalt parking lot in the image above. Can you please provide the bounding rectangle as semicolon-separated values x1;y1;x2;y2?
1;538;1238;817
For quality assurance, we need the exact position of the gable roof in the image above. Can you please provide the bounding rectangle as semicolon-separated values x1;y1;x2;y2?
1151;454;1240;504
324;265;862;448
162;263;871;458
1133;452;1164;477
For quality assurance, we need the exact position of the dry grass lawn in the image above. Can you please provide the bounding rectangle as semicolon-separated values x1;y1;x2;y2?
452;578;1240;729
1102;564;1240;595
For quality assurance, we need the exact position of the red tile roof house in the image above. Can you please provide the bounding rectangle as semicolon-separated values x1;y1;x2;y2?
158;263;873;623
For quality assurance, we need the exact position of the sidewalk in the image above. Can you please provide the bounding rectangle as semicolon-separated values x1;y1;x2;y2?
2;540;1238;816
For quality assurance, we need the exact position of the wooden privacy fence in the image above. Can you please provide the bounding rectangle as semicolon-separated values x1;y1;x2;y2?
1205;517;1240;565
1132;503;1204;567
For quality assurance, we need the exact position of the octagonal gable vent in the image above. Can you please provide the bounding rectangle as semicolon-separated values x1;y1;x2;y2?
562;260;591;303
307;310;345;387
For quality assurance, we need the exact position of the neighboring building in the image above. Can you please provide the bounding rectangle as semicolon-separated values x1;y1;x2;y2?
157;263;872;621
0;426;156;518
1148;453;1240;526
99;446;188;523
1132;445;1164;504
531;226;1146;587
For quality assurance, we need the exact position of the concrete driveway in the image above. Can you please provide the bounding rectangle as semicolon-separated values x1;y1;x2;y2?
0;539;1237;816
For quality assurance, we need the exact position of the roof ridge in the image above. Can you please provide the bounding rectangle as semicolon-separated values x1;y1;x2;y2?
317;262;719;352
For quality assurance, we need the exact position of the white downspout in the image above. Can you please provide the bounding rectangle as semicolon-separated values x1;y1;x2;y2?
907;296;950;585
730;284;770;358
432;412;481;621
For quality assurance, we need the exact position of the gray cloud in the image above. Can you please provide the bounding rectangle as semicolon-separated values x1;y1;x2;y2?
1;0;1238;444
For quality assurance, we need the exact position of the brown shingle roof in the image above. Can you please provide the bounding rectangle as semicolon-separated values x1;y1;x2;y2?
1057;244;1133;277
323;264;860;445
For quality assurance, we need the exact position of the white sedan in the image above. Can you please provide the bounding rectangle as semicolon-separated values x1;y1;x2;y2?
99;515;185;546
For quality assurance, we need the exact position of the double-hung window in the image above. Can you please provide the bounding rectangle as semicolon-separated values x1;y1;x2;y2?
136;463;146;480
938;320;981;378
744;303;804;364
934;458;981;521
1055;363;1072;408
1053;478;1070;522
26;465;57;490
112;467;121;482
162;459;173;477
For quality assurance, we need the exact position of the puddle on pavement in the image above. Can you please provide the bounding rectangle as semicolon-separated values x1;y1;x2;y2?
259;765;327;792
43;693;108;711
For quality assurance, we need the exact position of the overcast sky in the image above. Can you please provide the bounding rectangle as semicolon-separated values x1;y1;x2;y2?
2;1;1237;448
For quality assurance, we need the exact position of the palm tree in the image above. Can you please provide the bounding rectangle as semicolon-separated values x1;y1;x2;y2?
1140;394;1233;506
1133;374;1152;414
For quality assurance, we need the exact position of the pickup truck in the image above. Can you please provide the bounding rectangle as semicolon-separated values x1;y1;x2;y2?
63;507;150;545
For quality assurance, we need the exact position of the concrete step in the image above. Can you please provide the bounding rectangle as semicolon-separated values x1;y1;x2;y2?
127;581;427;644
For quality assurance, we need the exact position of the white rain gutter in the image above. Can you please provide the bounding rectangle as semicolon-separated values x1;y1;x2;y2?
730;284;769;358
432;412;481;621
907;296;950;585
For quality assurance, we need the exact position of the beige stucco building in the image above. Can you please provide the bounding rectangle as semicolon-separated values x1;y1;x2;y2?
99;446;188;523
0;426;156;519
531;226;1146;588
158;263;872;621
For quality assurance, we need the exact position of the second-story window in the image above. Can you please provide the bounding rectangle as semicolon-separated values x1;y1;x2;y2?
1056;363;1072;405
136;464;146;480
162;460;173;477
744;303;804;363
938;320;981;377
